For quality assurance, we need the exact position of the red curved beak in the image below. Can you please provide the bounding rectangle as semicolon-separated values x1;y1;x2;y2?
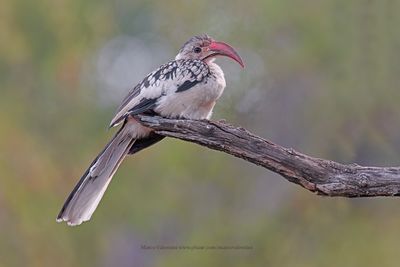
208;41;245;68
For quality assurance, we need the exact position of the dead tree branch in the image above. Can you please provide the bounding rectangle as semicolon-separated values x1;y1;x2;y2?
137;115;400;197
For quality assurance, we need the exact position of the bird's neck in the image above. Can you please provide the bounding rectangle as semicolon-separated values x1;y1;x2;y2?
207;61;225;82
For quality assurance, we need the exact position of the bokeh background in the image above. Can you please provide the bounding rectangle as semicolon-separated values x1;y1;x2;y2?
1;0;400;266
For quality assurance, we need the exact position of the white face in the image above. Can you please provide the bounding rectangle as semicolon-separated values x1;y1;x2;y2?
175;35;213;61
175;35;244;67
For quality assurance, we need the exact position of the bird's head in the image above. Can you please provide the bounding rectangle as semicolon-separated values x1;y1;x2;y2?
175;34;244;67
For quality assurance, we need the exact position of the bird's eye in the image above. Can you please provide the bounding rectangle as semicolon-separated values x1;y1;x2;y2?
193;47;202;53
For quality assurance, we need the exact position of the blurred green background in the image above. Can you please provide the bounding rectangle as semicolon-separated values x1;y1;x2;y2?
1;0;400;266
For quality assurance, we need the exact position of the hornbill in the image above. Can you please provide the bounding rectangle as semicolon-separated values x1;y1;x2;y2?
57;34;244;226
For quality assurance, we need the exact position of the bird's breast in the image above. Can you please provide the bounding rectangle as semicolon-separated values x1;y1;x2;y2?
155;63;226;120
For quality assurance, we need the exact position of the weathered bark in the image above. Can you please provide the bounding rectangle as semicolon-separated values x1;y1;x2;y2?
137;115;400;197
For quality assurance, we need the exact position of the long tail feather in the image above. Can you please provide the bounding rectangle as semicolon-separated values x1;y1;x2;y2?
57;122;136;226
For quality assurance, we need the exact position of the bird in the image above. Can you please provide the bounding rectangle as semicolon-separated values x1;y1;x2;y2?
56;34;244;226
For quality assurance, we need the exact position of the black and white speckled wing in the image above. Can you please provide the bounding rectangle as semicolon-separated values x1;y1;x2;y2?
109;59;210;127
